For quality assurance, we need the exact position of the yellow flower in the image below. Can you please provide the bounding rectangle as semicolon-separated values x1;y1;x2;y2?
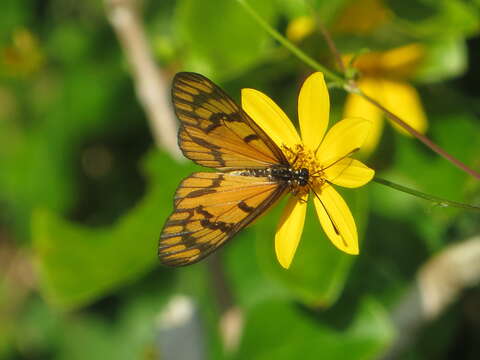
286;16;315;42
344;44;428;156
242;72;375;269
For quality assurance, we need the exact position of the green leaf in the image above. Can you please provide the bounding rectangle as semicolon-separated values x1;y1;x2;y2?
0;0;32;34
33;150;192;309
388;0;479;38
174;0;278;79
277;0;350;24
415;37;467;83
224;228;288;309
0;40;126;241
16;288;172;360
235;297;393;360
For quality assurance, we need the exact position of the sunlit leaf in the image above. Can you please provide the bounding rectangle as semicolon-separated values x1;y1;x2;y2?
235;297;393;360
175;0;277;79
33;151;192;309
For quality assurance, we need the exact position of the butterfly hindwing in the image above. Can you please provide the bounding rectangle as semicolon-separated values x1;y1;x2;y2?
172;72;288;170
159;172;287;266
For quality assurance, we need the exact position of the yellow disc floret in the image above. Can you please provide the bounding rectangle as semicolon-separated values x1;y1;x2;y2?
282;144;325;196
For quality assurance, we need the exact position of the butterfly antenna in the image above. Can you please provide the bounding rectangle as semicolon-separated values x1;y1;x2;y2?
309;185;341;237
309;147;360;177
323;147;360;171
314;141;322;155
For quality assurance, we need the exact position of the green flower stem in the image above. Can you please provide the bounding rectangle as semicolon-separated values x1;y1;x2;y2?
373;177;480;212
237;0;480;181
236;0;344;84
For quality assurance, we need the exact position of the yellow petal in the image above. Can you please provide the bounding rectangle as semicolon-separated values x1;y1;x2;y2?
379;44;425;78
298;72;330;151
343;78;384;156
359;110;384;157
346;43;424;77
316;117;371;167
275;194;308;269
242;88;301;149
324;158;375;188
380;80;428;136
313;185;358;254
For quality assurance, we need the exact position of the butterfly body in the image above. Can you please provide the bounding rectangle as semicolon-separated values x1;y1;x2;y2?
231;166;310;187
159;72;311;266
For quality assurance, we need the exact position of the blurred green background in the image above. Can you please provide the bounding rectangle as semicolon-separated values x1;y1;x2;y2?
1;0;479;359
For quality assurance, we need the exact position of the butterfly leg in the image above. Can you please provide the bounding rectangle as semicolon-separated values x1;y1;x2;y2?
289;185;308;203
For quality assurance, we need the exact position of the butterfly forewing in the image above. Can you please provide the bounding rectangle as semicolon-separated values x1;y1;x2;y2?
159;172;287;266
172;72;288;170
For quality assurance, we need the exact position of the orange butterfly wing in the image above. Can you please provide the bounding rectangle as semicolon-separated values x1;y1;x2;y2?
159;172;287;266
172;72;288;169
159;73;290;266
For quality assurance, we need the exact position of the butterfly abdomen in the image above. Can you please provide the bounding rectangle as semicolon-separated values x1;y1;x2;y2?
232;167;310;187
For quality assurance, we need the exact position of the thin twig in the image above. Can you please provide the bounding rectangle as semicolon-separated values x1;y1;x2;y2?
104;0;182;159
306;0;346;73
208;255;243;353
317;20;345;73
373;177;480;212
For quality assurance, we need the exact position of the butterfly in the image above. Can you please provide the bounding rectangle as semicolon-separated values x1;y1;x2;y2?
158;72;316;266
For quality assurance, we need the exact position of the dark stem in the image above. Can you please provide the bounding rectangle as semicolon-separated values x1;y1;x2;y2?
208;254;234;312
309;7;345;72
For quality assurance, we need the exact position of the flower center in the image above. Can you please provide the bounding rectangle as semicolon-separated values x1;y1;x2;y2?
282;144;325;195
